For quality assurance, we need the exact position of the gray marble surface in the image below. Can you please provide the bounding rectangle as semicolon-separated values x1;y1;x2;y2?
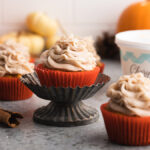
0;60;149;150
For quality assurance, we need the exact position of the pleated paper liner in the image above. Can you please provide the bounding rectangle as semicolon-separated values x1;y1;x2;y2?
0;77;33;101
21;72;110;102
98;62;105;73
35;64;100;88
101;103;150;146
20;72;110;126
29;57;35;63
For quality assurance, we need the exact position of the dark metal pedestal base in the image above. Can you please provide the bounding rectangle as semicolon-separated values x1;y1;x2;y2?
33;101;99;127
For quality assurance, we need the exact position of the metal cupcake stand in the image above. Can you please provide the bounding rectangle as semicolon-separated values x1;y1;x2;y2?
20;72;110;127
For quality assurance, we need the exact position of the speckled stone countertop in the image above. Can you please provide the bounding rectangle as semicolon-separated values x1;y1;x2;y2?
0;60;149;150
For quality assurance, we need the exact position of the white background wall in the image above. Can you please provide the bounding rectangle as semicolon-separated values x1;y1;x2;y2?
0;0;140;37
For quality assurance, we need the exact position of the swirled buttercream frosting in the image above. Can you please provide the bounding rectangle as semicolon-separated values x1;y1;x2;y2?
40;35;100;71
107;73;150;117
0;40;34;77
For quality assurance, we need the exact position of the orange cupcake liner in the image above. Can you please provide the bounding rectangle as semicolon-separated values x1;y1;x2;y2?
29;57;35;63
35;64;100;88
101;103;150;146
98;62;105;73
0;77;33;101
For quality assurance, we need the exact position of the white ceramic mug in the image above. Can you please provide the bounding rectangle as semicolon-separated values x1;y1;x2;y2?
115;30;150;78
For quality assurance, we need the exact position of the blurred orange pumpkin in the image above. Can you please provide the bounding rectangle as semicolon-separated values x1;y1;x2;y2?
117;0;150;33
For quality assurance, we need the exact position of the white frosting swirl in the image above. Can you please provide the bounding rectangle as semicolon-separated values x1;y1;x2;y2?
107;73;150;117
0;40;34;77
40;35;99;71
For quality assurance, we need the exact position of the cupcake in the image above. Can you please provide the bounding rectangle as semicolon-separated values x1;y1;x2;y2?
35;35;103;88
101;73;150;145
0;40;34;100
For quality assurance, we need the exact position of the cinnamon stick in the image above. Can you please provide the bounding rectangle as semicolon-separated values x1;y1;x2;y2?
0;109;23;128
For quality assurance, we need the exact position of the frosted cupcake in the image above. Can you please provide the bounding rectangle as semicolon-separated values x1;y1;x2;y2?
35;35;103;88
101;73;150;145
0;40;34;100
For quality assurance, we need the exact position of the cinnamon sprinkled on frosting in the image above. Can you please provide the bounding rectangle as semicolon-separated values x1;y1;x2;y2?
107;73;150;117
40;35;100;71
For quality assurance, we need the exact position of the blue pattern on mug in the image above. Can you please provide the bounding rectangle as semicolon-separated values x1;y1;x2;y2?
122;52;150;64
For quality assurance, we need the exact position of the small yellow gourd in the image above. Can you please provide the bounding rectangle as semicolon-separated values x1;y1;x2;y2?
46;35;59;49
26;12;58;37
0;31;45;56
0;32;17;43
28;34;45;56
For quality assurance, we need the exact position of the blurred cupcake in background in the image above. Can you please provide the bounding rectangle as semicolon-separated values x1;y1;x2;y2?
101;73;150;145
0;31;45;60
0;40;34;100
35;35;103;88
